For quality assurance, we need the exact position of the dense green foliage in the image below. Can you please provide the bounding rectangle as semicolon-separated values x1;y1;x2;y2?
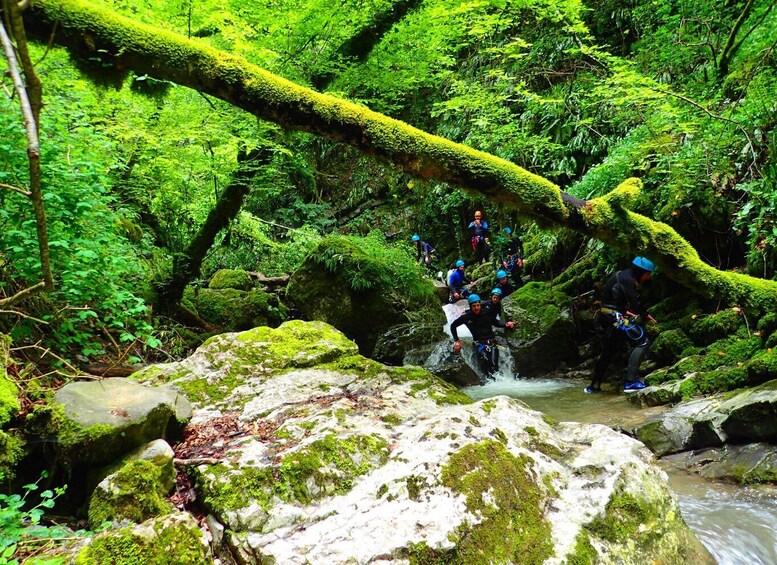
1;0;776;358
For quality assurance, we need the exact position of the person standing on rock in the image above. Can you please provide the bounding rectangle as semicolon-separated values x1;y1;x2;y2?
468;210;490;264
412;234;436;273
451;294;515;382
586;256;658;394
496;226;525;287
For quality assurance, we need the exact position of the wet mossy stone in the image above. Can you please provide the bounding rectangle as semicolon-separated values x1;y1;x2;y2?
74;512;211;565
502;282;577;376
287;233;443;356
718;380;777;443
50;379;192;467
373;321;448;366
684;443;777;485
748;348;777;385
183;286;288;332
208;269;253;291
87;458;175;529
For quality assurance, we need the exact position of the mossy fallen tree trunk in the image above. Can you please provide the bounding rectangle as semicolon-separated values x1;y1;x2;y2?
24;0;777;313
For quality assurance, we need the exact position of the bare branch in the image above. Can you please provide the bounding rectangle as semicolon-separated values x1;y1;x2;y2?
0;181;31;196
0;308;48;323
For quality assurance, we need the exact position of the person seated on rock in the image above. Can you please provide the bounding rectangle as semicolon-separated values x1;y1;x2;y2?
585;256;658;394
494;269;515;299
468;210;490;264
451;294;515;381
496;227;525;287
412;234;436;273
447;259;471;302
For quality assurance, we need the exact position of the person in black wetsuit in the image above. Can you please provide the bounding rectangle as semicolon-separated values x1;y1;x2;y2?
586;256;658;394
451;293;515;382
496;227;524;287
412;234;436;273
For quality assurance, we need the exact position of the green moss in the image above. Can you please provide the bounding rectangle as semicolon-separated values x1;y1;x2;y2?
651;329;693;365
748;348;777;384
208;269;253;290
586;491;652;542
439;440;554;564
481;400;496;414
381;413;403;426
688;309;743;344
565;532;597;565
0;334;19;427
88;459;175;528
405;475;425;501
201;433;389;512
75;515;209;565
376;484;388;498
0;429;25;481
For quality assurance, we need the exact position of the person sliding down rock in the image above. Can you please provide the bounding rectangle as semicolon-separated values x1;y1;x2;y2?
451;294;515;383
447;259;471;303
585;256;658;394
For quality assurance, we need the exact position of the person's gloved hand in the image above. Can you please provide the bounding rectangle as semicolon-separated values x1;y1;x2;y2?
453;292;460;300
505;321;515;329
453;340;462;353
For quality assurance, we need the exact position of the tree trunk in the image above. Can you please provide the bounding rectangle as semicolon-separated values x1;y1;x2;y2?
158;146;272;306
24;0;777;313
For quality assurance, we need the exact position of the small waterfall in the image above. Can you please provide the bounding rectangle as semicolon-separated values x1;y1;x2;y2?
441;301;515;382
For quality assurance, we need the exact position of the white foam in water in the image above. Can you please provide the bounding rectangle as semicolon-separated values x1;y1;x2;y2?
462;378;577;400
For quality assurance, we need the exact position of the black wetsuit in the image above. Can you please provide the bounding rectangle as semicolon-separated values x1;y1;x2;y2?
451;305;508;379
495;279;515;298
415;241;435;271
590;267;651;389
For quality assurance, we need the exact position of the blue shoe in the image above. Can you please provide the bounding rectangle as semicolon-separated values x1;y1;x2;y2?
584;386;601;394
623;381;647;392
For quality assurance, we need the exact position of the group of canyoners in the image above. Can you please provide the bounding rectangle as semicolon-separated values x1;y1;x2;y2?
412;210;657;392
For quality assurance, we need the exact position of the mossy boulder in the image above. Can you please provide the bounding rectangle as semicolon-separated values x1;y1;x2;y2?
718;380;777;443
75;512;211;564
687;308;743;344
650;328;693;366
208;268;253;290
286;233;443;356
183;286;288;332
88;439;176;500
633;397;725;456
133;320;706;563
88;458;176;529
44;379;192;467
501;282;578;376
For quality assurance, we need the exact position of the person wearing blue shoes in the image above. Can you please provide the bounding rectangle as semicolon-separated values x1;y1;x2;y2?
585;256;658;394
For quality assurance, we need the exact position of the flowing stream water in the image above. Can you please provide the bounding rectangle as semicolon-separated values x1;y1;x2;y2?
440;302;777;563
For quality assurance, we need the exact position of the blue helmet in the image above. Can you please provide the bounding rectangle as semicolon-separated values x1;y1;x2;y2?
467;294;481;304
503;227;512;235
632;256;655;272
455;259;465;268
411;234;420;242
491;287;502;296
497;270;508;279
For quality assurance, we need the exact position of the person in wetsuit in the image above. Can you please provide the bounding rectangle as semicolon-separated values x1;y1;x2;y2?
494;270;515;299
447;259;471;302
586;256;658;394
412;234;436;272
451;293;515;381
496;227;525;287
468;210;490;264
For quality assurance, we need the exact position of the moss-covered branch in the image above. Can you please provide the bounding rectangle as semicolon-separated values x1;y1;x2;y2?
24;0;777;312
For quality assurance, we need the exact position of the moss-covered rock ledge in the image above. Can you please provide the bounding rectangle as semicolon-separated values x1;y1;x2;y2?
133;320;711;564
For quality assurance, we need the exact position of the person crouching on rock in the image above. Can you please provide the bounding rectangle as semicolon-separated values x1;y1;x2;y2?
451;294;515;382
447;259;471;303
